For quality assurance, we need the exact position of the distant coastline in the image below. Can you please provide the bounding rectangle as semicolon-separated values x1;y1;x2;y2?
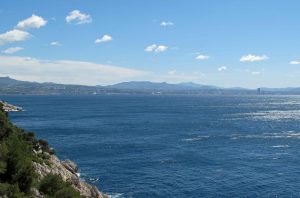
1;76;300;95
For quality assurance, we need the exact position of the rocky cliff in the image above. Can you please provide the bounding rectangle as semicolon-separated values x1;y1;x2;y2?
0;101;23;112
0;102;108;198
33;154;107;198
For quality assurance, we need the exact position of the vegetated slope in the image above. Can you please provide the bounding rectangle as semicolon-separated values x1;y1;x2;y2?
0;102;106;198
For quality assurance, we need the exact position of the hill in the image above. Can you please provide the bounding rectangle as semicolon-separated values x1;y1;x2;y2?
106;81;219;90
3;76;300;95
0;77;108;95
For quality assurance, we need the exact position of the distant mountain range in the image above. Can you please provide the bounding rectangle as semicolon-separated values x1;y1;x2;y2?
0;77;107;95
106;81;220;90
0;76;300;95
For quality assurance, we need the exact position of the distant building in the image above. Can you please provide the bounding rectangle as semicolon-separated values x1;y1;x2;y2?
257;88;261;95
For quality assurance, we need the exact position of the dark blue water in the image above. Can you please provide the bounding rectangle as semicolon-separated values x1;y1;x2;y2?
2;95;300;198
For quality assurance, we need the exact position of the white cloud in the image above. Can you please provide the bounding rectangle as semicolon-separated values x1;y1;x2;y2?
144;44;157;52
0;56;210;85
167;70;176;75
144;44;168;53
2;47;23;54
160;21;174;26
0;56;148;85
95;35;112;44
290;60;300;65
240;54;268;62
50;41;61;46
0;29;30;45
196;54;210;60
251;71;261;75
66;10;92;24
218;66;227;71
155;45;168;52
16;15;47;30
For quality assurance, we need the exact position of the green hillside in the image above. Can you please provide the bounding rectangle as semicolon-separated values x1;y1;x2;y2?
0;103;84;198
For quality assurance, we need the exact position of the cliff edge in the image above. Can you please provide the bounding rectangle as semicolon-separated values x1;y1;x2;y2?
33;155;107;198
0;101;108;198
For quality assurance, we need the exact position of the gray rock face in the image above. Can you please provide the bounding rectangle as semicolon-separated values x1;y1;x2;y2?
33;155;107;198
0;101;23;112
62;159;78;174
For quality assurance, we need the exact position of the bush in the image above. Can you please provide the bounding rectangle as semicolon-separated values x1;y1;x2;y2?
38;139;55;155
0;143;8;175
39;174;83;197
5;134;36;193
54;186;83;198
39;174;67;196
0;183;29;198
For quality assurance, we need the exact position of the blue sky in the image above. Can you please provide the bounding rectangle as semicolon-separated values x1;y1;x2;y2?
1;0;300;88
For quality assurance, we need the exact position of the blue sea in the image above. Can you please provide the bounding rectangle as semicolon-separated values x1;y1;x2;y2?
3;95;300;198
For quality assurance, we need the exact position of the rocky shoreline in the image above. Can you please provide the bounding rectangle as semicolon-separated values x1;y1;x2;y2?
0;101;108;198
0;100;23;112
33;154;108;198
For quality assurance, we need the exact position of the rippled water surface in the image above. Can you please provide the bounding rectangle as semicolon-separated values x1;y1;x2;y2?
3;95;300;197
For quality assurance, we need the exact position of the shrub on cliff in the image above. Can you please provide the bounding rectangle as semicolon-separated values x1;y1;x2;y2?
0;133;36;195
0;107;14;140
5;134;36;193
54;186;84;198
39;174;84;198
0;105;89;197
38;139;55;155
0;183;30;198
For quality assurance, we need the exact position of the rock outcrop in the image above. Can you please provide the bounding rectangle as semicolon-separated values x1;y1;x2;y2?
33;155;108;198
0;100;23;112
0;101;108;198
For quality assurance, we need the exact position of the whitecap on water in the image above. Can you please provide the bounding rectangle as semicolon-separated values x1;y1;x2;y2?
182;135;210;142
107;193;125;198
230;131;300;140
271;145;290;148
88;177;100;183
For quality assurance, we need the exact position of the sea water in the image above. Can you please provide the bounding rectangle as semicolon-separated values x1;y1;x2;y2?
3;95;300;198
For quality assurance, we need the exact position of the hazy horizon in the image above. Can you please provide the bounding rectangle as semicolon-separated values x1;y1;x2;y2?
1;1;300;88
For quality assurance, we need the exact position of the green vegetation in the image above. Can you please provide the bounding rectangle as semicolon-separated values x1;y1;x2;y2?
0;103;84;197
39;174;84;198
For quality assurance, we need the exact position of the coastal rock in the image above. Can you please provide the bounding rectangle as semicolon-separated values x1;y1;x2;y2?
0;101;23;112
33;155;107;198
62;159;78;174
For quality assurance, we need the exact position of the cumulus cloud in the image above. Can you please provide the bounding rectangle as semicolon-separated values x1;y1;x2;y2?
0;56;148;85
196;54;210;60
290;60;300;65
218;66;227;71
240;54;268;62
155;45;168;52
2;47;23;54
144;44;157;52
66;10;92;24
95;35;112;44
50;41;61;46
16;15;47;30
144;44;168;53
160;21;174;26
0;29;30;45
